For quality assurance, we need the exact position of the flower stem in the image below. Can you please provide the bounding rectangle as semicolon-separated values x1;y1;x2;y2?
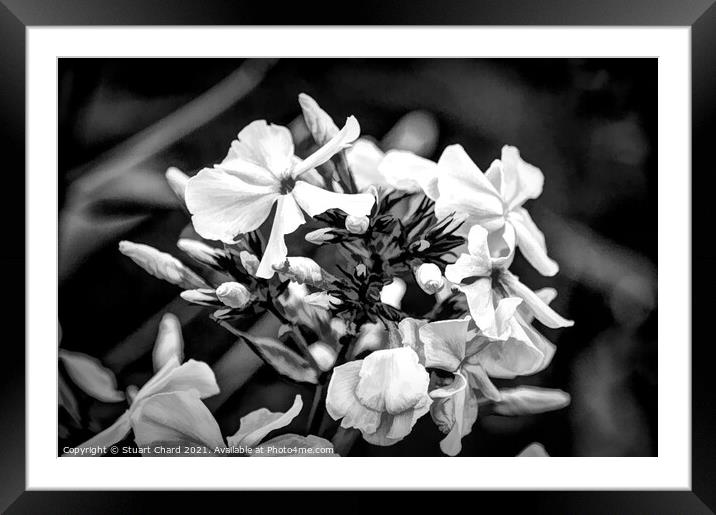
331;426;360;456
306;383;324;435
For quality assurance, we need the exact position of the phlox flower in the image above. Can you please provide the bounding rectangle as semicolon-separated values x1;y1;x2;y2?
132;392;334;456
445;224;573;339
326;347;431;446
399;316;550;456
435;144;559;276
185;116;375;279
67;314;219;455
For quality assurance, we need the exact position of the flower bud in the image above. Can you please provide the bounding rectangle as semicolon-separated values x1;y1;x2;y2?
305;228;336;245
180;288;219;306
215;282;252;309
345;215;370;234
303;291;342;310
298;93;339;146
409;239;430;253
308;341;338;372
380;278;406;309
355;264;367;279
119;241;208;289
239;251;260;276
165;167;190;204
152;313;184;372
177;238;223;268
492;387;571;416
274;257;335;289
415;263;444;294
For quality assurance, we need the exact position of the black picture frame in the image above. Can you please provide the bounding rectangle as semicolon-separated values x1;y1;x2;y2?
2;0;713;512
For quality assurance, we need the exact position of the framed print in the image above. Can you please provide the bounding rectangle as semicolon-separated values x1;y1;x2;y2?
2;0;714;512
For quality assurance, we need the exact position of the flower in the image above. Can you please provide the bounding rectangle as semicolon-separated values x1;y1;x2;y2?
326;347;431;446
67;317;219;455
434;144;559;276
444;224;572;339
414;262;444;294
378;150;439;199
345;215;370;234
119;241;208;289
380;278;407;309
165;166;190;204
185;112;375;279
215;282;252;309
403;316;550;455
132;392;335;456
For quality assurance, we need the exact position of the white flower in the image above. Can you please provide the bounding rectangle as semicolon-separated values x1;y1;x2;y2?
215;282;252;309
132;392;335;456
298;93;339;145
345;215;370;234
435;144;559;276
152;313;184;371
402;316;549;456
305;227;337;245
119;241;208;289
177;238;223;268
326;347;431;446
414;262;444;294
165;166;190;204
345;139;391;191
239;250;260;276
67;319;219;455
445;224;572;339
303;291;343;309
308;342;337;372
185;116;375;279
59;350;125;403
378;150;439;199
380;278;407;309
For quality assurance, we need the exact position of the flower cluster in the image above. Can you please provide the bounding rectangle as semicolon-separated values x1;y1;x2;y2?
64;93;573;457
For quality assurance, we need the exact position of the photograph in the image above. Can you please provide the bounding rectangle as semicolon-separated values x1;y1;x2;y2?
56;57;657;458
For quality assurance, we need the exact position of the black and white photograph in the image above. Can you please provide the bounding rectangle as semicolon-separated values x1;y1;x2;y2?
57;57;657;458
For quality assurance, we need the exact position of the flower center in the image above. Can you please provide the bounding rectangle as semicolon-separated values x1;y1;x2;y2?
279;176;296;195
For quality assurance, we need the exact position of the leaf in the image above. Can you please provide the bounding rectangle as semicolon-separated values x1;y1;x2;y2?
59;350;125;403
492;386;570;416
240;333;318;384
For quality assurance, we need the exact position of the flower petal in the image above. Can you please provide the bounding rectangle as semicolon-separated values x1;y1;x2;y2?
59;350;125;403
185;167;279;243
459;278;497;335
152;313;184;373
224;120;294;179
434;145;504;231
508;209;558;276
429;370;468;399
326;361;382;434
501;272;574;328
345;138;387;191
255;195;306;279
500;145;544;210
292;180;375;218
492;387;571;416
228;394;303;448
292;116;361;177
436;387;479;456
136;358;219;402
379;150;439;200
397;317;427;362
517;442;549;457
131;390;225;450
420;318;471;371
355;348;430;415
465;330;544;379
66;412;131;455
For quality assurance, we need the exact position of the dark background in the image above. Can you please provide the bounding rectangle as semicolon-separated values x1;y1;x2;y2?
57;58;657;457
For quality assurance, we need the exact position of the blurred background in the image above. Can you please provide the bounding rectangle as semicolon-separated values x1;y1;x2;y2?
58;58;657;457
